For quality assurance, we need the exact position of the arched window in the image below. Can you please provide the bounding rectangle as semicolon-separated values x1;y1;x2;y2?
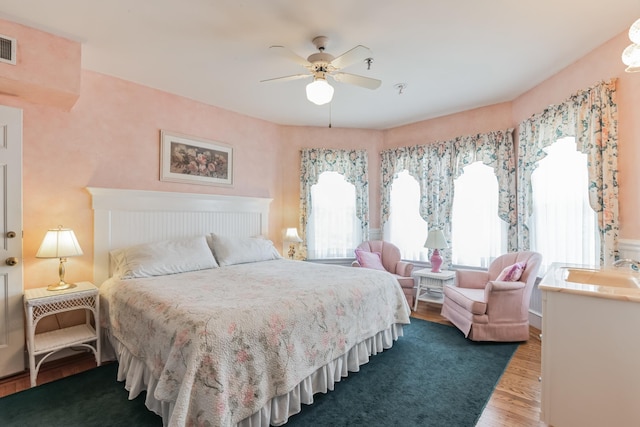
307;171;362;259
451;161;507;267
528;137;600;273
383;170;429;261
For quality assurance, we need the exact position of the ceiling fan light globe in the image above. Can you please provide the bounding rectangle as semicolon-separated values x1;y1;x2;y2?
306;79;334;105
621;43;640;68
629;18;640;44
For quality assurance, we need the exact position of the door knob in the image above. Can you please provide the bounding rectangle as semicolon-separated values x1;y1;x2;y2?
6;231;16;238
5;257;18;266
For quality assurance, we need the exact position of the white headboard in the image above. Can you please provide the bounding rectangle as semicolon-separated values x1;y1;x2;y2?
87;187;272;285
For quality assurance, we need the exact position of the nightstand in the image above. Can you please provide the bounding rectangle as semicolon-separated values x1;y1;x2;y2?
24;281;101;387
413;269;456;310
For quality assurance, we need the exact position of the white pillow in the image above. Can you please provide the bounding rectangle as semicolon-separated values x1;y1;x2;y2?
111;236;218;279
208;233;281;266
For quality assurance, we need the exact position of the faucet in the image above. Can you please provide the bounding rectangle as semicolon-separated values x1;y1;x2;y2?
613;258;640;272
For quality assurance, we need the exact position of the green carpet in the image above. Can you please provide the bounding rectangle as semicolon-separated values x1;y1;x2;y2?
0;319;518;427
0;362;160;427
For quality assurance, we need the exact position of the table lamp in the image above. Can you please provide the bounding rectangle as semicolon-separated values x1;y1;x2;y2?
284;228;302;259
424;229;448;273
36;226;83;291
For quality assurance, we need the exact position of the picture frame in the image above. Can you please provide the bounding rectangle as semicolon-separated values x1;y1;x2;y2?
160;130;233;186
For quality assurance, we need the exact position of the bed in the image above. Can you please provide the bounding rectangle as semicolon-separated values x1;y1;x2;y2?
89;187;411;427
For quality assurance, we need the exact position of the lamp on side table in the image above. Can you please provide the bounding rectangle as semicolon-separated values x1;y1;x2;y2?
36;226;83;291
284;228;303;259
424;229;448;273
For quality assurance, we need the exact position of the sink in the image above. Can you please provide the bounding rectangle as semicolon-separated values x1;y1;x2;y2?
562;267;640;288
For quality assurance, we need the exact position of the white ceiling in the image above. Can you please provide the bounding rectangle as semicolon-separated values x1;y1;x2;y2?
1;0;639;129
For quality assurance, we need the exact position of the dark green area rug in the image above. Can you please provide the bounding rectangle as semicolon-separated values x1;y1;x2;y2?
286;319;518;426
0;319;518;427
0;362;160;427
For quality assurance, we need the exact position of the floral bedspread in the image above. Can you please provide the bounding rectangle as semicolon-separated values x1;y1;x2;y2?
100;259;411;427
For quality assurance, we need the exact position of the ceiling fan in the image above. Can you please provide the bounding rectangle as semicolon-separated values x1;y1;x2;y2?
261;36;382;105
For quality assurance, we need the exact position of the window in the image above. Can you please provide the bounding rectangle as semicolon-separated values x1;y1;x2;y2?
383;170;429;261
451;162;507;267
528;137;599;273
307;171;362;258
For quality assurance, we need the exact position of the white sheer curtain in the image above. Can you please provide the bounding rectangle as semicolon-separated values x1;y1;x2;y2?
528;137;600;274
307;171;362;259
451;162;508;267
383;170;429;261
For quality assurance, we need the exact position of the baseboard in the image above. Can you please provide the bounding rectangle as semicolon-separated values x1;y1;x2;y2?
528;309;542;330
619;239;640;260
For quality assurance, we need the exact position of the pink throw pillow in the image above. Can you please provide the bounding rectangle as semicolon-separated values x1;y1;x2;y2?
355;249;386;271
496;262;526;282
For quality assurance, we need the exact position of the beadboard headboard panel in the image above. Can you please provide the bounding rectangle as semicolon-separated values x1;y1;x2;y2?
87;187;272;286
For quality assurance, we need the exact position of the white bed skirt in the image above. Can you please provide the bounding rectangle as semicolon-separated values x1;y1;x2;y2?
102;323;405;426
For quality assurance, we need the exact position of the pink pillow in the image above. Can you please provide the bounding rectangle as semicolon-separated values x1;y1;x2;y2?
355;249;386;271
496;262;526;282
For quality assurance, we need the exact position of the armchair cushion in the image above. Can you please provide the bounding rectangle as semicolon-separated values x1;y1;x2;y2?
354;249;386;271
443;286;487;315
496;262;526;282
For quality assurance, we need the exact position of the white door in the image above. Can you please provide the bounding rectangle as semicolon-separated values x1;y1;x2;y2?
0;105;23;379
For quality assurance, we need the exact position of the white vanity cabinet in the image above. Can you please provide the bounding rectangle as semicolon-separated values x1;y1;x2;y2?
540;289;640;427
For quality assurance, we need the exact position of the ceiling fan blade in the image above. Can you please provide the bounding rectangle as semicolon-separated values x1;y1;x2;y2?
330;45;372;70
269;45;312;68
260;74;311;83
332;72;381;90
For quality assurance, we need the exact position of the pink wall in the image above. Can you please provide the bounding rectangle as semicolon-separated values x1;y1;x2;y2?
0;70;283;289
384;102;513;149
512;31;640;239
0;19;80;109
1;20;639;291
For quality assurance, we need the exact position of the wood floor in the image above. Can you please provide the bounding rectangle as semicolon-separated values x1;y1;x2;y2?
1;303;547;426
412;302;547;427
0;352;100;397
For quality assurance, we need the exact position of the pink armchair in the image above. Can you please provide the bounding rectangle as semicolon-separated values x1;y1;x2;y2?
441;251;542;342
352;240;415;307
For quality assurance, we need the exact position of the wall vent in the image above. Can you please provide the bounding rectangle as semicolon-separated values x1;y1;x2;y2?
0;35;16;65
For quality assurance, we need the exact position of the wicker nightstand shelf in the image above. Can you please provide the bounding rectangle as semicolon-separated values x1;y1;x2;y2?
23;281;101;387
413;269;456;310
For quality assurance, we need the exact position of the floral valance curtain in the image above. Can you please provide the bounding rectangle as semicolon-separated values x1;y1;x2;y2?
517;79;619;265
299;148;369;251
381;145;453;227
380;128;516;266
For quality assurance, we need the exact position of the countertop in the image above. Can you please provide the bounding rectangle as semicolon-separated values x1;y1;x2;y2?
539;262;640;303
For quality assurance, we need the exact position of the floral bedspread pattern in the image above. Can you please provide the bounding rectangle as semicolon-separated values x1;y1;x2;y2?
100;260;411;427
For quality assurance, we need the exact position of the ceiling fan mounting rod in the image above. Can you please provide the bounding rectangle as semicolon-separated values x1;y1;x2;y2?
312;36;329;51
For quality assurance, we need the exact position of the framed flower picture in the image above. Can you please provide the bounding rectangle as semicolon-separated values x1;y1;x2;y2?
160;130;233;186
